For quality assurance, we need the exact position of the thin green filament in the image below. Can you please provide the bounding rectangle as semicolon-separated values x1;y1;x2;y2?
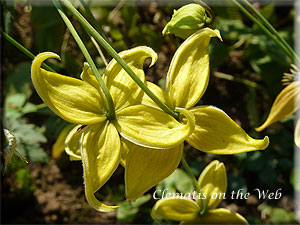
52;0;116;121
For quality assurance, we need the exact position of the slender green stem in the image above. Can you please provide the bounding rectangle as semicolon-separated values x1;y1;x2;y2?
91;36;108;66
81;25;108;66
214;71;262;89
52;0;116;121
181;156;207;215
60;0;179;120
241;0;300;64
79;0;112;46
2;31;56;72
231;0;295;63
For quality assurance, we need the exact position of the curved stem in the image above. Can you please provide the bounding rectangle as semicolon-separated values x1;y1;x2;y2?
181;156;207;215
60;0;179;121
52;0;116;121
79;0;112;46
231;0;295;63
241;0;300;65
2;31;56;72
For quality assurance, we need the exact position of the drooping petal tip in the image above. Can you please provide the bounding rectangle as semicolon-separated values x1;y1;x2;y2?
187;106;269;154
256;81;300;132
31;52;107;124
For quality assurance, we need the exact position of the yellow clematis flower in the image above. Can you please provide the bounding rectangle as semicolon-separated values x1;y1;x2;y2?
123;28;269;201
31;46;195;212
151;160;249;224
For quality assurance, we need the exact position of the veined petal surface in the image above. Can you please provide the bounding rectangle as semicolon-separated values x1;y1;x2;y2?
80;63;109;110
81;122;121;212
31;52;107;124
166;28;221;109
142;81;173;109
80;62;100;89
65;125;83;161
256;81;300;131
181;208;248;224
197;160;227;209
103;46;157;110
115;105;195;149
120;137;129;167
124;139;183;200
153;198;200;222
187;106;269;154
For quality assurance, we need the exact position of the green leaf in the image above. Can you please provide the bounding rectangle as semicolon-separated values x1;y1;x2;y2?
155;168;193;197
5;118;48;163
6;93;27;108
31;5;64;51
131;194;151;208
5;62;32;97
117;195;151;222
117;202;139;222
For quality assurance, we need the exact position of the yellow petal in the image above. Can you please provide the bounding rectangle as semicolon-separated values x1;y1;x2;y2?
256;81;300;131
124;138;183;200
182;208;249;224
31;52;107;124
80;62;100;89
52;124;76;159
142;81;173;109
166;28;222;109
295;119;300;147
153;198;200;221
198;160;227;209
81;122;120;212
187;106;269;154
115;105;195;149
103;46;157;111
120;137;129;167
65;125;83;161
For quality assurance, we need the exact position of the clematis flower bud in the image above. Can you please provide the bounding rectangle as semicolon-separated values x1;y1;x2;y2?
162;4;208;39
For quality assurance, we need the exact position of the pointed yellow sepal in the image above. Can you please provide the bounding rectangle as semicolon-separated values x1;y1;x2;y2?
114;105;195;149
124;139;183;200
31;52;107;125
103;46;157;111
80;122;121;212
187;106;269;154
198;160;227;209
256;81;300;131
166;28;222;109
